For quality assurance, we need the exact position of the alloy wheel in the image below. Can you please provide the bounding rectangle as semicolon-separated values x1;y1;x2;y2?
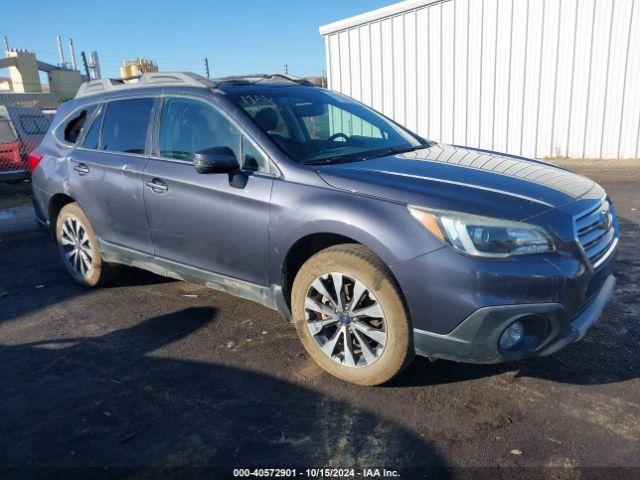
60;215;93;277
304;272;387;367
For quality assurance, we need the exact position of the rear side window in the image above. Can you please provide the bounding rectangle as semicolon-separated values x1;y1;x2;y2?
62;105;97;144
100;98;154;154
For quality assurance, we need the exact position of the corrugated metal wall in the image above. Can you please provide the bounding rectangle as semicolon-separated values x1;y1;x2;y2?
320;0;640;159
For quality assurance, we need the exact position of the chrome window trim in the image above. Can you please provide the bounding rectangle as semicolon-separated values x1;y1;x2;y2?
73;146;148;160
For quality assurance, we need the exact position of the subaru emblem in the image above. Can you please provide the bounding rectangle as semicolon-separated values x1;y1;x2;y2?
599;211;612;230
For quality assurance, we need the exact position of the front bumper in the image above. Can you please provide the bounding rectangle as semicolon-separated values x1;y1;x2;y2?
413;274;616;363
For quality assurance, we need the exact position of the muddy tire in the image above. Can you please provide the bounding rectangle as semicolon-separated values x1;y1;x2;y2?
55;203;118;287
291;244;413;386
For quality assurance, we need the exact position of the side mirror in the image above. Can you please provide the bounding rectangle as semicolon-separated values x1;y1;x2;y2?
193;146;239;174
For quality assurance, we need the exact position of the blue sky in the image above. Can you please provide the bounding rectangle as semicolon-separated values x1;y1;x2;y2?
1;0;394;80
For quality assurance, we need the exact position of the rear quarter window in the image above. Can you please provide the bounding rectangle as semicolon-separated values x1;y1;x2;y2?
59;105;98;144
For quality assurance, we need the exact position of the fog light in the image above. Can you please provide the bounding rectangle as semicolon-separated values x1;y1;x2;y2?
500;321;524;350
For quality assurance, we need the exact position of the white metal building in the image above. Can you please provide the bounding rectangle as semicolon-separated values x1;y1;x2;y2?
320;0;640;160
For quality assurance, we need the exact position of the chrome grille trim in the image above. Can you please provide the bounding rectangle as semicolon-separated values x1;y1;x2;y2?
592;237;618;270
573;199;618;269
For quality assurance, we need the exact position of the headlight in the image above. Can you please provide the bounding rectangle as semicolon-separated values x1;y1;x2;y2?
408;205;555;258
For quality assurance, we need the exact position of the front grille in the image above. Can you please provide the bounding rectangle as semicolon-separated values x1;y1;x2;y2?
574;200;617;268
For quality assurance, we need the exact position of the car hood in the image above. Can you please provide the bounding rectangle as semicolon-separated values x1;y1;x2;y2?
315;143;604;221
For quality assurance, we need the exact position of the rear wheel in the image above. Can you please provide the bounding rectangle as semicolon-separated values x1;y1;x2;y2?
291;244;413;386
55;203;117;287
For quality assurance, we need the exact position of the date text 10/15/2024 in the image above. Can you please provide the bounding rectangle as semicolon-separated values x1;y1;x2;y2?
232;468;401;478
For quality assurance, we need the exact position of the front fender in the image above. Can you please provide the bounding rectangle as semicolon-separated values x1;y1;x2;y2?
267;179;445;287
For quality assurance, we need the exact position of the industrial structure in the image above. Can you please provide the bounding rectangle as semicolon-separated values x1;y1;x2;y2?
0;35;98;98
120;58;158;79
320;0;640;160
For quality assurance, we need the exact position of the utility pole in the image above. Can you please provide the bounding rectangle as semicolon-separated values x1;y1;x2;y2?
284;63;288;75
204;57;210;79
69;38;77;71
80;51;90;79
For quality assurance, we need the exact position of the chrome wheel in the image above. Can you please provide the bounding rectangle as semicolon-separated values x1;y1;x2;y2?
60;216;93;277
304;272;387;368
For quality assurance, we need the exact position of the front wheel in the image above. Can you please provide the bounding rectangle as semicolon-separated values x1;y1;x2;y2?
291;244;413;386
55;203;118;287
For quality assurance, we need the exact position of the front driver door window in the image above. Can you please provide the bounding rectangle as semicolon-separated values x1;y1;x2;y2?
159;97;269;172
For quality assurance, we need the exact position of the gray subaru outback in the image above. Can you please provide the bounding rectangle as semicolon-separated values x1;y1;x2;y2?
30;72;617;385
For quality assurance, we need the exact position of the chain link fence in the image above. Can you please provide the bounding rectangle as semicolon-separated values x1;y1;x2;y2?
0;93;67;183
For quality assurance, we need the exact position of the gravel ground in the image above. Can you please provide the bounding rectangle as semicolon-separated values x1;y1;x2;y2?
0;161;638;476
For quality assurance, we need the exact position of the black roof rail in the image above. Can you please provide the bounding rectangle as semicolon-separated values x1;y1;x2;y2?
262;74;314;86
215;73;314;86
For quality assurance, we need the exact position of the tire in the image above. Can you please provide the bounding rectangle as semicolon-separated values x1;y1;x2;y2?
291;244;413;386
55;203;118;287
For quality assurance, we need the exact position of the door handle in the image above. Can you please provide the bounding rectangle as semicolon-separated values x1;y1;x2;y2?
145;179;169;193
73;163;90;175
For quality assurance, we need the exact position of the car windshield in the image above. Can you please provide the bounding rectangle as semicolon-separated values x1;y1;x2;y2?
227;88;428;164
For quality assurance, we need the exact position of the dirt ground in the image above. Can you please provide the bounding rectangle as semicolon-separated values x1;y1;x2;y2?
0;180;30;210
0;160;638;476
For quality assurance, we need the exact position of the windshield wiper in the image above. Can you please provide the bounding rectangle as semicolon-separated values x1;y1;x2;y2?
302;154;363;165
303;143;431;166
361;143;431;161
388;144;431;154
